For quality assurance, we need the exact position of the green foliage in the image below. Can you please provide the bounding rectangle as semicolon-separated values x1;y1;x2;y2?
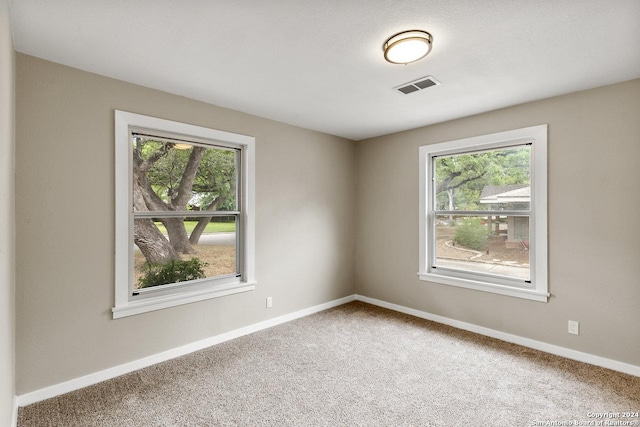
146;144;192;203
154;220;236;235
192;148;237;211
141;140;237;210
138;258;208;289
454;218;489;251
435;146;530;210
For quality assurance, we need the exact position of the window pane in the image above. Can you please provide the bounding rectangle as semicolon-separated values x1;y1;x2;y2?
434;145;530;211
132;137;238;213
434;215;530;280
133;216;237;290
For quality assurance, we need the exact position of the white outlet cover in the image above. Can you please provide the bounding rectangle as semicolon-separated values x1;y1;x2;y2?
568;320;580;335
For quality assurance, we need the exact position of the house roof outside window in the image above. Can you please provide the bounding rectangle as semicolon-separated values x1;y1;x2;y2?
480;184;530;204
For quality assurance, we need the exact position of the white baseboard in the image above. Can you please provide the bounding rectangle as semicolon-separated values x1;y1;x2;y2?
11;395;18;427
16;292;639;408
16;294;356;407
355;294;640;378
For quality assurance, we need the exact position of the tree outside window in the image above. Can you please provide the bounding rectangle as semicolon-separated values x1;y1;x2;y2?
132;137;239;290
418;125;547;302
114;111;256;318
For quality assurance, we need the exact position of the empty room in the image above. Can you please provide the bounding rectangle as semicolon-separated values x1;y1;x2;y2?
2;1;640;426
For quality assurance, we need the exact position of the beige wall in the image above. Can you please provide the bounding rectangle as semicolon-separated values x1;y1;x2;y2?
356;79;640;366
0;0;16;422
13;48;640;397
15;54;356;394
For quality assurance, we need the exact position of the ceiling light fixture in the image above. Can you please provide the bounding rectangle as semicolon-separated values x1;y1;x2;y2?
383;30;433;65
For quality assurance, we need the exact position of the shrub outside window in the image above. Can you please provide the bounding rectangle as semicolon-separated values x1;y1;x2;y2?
418;125;548;301
114;111;256;318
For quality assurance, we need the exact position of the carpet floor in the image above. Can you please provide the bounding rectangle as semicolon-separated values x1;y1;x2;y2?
18;301;640;426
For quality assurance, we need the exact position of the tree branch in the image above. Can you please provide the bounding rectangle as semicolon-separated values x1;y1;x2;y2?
170;147;206;209
437;171;487;193
135;143;172;173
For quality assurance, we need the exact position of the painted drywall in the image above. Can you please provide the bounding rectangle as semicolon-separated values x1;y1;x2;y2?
15;54;357;394
0;0;16;423
356;79;640;366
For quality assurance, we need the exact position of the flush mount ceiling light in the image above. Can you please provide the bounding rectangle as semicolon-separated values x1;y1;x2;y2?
383;30;433;64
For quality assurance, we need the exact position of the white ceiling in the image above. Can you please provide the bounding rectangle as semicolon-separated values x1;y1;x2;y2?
8;0;640;140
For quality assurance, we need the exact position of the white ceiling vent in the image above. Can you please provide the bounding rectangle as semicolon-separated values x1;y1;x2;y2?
395;76;440;95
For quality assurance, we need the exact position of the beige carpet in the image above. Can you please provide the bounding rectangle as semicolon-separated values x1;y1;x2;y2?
18;302;640;426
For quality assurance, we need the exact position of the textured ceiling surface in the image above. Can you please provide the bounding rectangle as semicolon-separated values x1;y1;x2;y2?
9;0;640;140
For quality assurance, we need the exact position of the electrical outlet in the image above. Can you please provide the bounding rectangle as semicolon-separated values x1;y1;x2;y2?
266;297;273;308
568;320;579;335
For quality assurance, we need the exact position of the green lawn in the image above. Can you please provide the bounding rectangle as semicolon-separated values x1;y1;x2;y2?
154;221;236;235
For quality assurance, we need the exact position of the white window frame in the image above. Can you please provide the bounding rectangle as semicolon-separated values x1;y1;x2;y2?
113;110;256;318
418;125;548;302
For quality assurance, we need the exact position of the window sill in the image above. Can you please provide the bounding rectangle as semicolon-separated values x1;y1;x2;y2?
418;272;548;302
112;281;256;319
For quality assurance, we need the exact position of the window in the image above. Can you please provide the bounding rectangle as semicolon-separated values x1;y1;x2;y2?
114;111;256;318
418;125;547;301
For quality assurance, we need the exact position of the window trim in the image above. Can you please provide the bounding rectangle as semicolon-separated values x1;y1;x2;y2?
418;125;548;302
114;110;256;318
